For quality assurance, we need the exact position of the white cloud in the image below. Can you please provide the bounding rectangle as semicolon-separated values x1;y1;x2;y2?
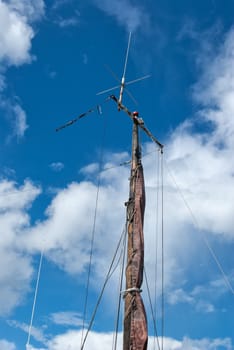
50;311;84;327
23;170;128;277
55;16;80;28
49;162;64;172
0;340;16;350
12;104;29;138
167;288;194;305
193;28;234;148
0;0;45;138
0;98;29;139
8;320;47;344
8;0;45;22
93;0;150;32
0;73;6;91
24;331;233;350
0;0;34;66
0;179;41;316
52;0;71;10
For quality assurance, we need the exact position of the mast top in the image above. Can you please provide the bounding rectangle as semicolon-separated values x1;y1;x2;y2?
110;95;164;151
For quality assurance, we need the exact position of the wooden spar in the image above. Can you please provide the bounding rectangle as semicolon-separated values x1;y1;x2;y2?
123;117;148;350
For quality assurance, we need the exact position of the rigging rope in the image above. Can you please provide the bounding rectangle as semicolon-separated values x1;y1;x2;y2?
165;162;234;295
26;248;44;349
112;223;128;350
160;152;165;350
153;149;161;350
80;228;127;350
144;268;161;350
80;110;107;349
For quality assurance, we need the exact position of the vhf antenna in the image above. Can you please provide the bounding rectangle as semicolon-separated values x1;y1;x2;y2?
97;32;150;109
56;34;163;153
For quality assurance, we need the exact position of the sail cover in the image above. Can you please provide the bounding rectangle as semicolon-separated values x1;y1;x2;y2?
124;163;148;350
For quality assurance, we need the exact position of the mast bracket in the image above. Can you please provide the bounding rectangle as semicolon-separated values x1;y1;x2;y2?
110;95;164;150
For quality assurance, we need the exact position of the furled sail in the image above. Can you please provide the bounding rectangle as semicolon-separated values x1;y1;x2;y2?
124;120;148;350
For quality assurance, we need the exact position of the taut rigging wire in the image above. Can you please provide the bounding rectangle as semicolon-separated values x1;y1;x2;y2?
153;148;161;350
26;248;44;349
112;223;128;350
165;161;234;295
160;152;165;350
80;227;128;350
144;267;161;350
80;108;108;349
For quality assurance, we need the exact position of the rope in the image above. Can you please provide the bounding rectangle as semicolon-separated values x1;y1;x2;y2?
165;162;234;295
80;111;107;349
80;228;127;350
26;248;44;349
144;268;161;350
153;149;161;350
160;152;165;350
112;224;128;350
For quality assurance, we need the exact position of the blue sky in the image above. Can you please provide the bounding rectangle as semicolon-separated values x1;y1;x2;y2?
0;0;234;349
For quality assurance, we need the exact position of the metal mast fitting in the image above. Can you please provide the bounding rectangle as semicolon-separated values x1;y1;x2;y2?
110;95;164;151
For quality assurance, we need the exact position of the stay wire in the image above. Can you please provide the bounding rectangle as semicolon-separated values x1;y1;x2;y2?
80;111;107;349
80;228;127;350
165;162;234;295
160;152;165;350
112;223;128;350
26;248;44;349
153;149;161;350
144;267;161;350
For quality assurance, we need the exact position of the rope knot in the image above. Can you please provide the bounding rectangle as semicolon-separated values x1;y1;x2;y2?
121;287;142;299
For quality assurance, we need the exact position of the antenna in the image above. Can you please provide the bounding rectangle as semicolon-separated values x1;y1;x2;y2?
55;102;105;132
97;32;151;109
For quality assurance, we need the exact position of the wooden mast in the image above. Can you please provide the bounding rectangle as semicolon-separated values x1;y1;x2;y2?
109;97;163;350
123;114;148;350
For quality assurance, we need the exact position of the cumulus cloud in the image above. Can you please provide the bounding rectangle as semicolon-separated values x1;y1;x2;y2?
49;162;64;172
23;166;128;277
0;339;16;350
0;179;41;316
8;320;47;344
93;0;150;32
8;0;45;22
0;0;45;138
0;0;34;66
54;15;80;28
0;98;29;139
50;311;84;327
12;104;29;138
193;28;234;148
23;331;233;350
